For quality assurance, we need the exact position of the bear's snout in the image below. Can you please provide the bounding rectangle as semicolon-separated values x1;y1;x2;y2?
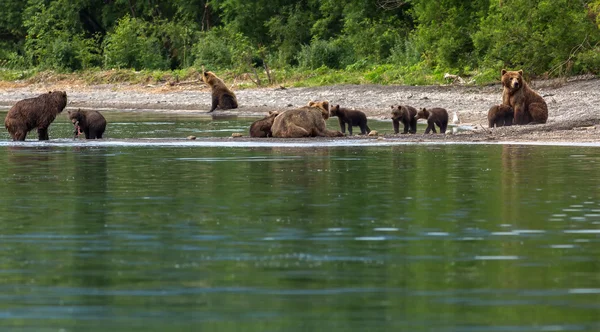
511;79;520;89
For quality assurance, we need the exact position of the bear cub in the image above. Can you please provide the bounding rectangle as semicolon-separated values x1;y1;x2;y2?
415;107;448;134
391;105;417;134
488;104;514;128
68;109;107;139
249;111;280;137
330;105;370;135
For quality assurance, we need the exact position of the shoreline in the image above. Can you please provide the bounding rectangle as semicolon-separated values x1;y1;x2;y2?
0;77;599;144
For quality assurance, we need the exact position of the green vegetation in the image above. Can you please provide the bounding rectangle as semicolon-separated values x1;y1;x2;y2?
0;0;599;86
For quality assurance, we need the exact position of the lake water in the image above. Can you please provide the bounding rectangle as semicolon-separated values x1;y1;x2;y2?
1;111;599;331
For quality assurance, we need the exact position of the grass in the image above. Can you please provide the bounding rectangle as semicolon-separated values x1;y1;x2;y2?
0;64;591;89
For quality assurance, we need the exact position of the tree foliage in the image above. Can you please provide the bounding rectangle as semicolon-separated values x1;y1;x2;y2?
0;0;598;79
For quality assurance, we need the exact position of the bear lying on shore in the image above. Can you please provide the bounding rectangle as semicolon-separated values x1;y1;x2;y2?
249;111;280;137
202;69;238;113
330;105;370;135
391;105;417;134
415;107;448;134
501;69;548;125
271;101;343;138
68;109;107;139
488;104;514;128
4;90;67;141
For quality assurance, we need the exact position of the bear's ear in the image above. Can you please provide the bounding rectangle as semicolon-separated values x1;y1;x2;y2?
517;70;523;76
307;101;315;107
390;105;394;109
501;69;507;76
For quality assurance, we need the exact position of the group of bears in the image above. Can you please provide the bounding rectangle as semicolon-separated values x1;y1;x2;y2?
4;90;106;140
2;69;547;141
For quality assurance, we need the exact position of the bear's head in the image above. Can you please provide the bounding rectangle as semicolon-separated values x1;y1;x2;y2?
307;100;330;120
501;69;523;91
330;105;342;117
201;70;222;87
391;105;406;120
67;109;84;125
415;108;430;120
49;90;68;111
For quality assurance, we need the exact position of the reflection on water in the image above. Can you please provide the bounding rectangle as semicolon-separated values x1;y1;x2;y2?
0;114;599;331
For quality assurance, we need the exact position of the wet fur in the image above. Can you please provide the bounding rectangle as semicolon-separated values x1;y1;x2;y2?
4;91;67;141
488;104;514;128
330;105;370;135
249;111;280;137
391;105;417;134
68;109;107;139
415;107;448;134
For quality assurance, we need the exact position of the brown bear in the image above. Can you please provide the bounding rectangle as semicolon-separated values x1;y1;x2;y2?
391;105;417;134
271;101;343;138
4;90;67;141
202;69;238;113
330;105;370;135
415;107;448;134
249;111;280;137
68;109;107;139
501;69;548;125
488;104;514;128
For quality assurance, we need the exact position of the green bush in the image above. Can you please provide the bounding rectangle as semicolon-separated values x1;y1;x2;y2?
296;39;354;70
103;15;169;70
191;27;256;73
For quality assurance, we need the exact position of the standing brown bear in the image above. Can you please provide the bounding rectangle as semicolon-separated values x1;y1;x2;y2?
501;69;548;125
488;104;514;128
249;111;280;137
330;105;370;135
68;109;107;139
4;90;67;141
271;101;343;138
415;107;448;134
202;69;238;113
391;105;417;134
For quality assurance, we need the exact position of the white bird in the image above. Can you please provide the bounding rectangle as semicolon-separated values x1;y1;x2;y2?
452;111;460;124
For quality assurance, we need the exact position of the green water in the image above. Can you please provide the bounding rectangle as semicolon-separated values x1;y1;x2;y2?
0;112;599;331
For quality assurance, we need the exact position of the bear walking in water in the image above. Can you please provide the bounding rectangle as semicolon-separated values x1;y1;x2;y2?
488;104;514;128
271;101;343;138
249;111;280;137
391;105;417;134
415;107;448;134
4;91;67;141
501;69;548;125
68;109;107;139
202;69;238;113
330;105;370;135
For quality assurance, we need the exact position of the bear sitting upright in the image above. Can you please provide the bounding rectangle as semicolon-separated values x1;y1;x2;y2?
202;69;238;113
271;101;343;138
415;107;448;134
249;111;280;137
330;105;370;135
501;69;548;125
488;104;514;128
68;109;107;139
4;90;67;141
391;105;417;134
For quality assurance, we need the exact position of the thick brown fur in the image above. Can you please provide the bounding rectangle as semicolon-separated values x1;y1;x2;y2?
68;109;107;139
4;91;67;141
249;111;280;137
271;101;343;138
330;105;370;135
501;69;548;125
488;104;514;128
391;105;417;134
415;107;448;134
202;70;238;112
